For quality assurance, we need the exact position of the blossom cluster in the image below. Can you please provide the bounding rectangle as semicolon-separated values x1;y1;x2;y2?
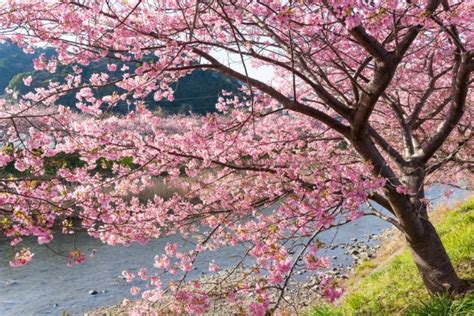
0;0;471;313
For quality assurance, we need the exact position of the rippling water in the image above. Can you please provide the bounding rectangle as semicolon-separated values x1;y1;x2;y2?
0;185;469;315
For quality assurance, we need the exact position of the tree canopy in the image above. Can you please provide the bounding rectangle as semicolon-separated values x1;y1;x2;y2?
0;1;472;314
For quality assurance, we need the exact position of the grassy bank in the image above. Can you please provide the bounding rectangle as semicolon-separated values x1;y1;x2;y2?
309;197;474;315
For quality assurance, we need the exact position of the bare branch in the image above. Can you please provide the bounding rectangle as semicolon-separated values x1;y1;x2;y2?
192;48;352;137
350;26;389;62
417;52;473;163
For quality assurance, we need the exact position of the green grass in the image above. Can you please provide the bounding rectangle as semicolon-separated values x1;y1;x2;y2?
309;197;474;316
407;295;474;315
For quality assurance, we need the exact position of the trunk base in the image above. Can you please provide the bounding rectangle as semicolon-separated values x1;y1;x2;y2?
408;218;470;296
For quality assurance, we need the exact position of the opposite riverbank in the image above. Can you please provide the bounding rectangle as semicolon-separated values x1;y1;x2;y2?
308;196;474;315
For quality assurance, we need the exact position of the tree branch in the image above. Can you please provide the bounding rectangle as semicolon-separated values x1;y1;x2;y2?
192;48;351;137
350;26;389;62
416;52;473;163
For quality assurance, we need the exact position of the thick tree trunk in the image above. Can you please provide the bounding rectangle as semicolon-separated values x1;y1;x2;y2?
351;132;470;296
405;217;470;295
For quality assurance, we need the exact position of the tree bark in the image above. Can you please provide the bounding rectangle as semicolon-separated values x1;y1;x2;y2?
404;215;470;295
353;137;469;296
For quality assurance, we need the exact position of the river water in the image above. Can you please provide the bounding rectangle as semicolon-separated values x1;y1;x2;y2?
0;185;470;315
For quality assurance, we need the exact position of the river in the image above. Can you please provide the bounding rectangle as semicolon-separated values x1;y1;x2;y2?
0;185;470;315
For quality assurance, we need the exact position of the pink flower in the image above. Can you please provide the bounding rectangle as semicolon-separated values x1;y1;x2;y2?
153;254;170;270
249;300;269;316
130;286;141;296
138;267;148;281
107;63;117;72
208;260;220;272
323;286;344;302
33;53;47;71
175;290;210;314
23;76;33;86
178;256;193;272
72;65;82;74
14;160;28;172
277;257;291;274
396;185;416;196
9;248;34;267
142;289;163;302
165;243;178;257
46;58;57;73
153;91;163;101
38;233;53;245
76;87;94;100
149;276;161;288
304;253;330;270
0;154;11;167
10;237;22;247
66;250;86;267
320;277;344;302
122;270;135;282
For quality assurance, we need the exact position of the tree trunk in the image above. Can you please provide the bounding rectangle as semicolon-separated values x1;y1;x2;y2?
352;136;470;296
406;217;470;295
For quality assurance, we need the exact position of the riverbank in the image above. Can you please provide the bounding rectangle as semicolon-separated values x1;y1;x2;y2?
87;219;398;314
89;197;473;315
308;196;474;315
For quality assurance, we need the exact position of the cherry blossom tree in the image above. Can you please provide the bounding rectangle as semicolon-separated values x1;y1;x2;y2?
0;0;472;313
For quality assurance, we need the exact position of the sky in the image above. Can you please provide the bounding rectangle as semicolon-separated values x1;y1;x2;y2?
213;48;275;84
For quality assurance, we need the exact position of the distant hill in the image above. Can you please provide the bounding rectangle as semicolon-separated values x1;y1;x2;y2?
2;42;241;114
0;41;55;93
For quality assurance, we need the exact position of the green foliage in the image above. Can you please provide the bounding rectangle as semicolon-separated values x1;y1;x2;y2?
0;150;86;178
308;197;474;316
354;259;377;274
0;148;140;178
119;156;137;169
1;160;30;178
406;295;474;316
43;152;86;175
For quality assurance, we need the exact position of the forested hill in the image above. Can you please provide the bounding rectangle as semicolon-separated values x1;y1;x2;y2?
0;41;56;93
2;42;241;115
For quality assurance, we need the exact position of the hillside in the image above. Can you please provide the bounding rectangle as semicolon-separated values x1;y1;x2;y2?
1;41;241;114
0;41;55;92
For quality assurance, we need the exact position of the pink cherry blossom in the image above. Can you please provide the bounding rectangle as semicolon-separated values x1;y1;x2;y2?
107;63;117;72
121;270;135;283
153;255;170;270
66;250;86;267
0;0;471;313
208;261;220;273
165;243;178;257
9;248;34;267
22;75;33;86
130;287;141;296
